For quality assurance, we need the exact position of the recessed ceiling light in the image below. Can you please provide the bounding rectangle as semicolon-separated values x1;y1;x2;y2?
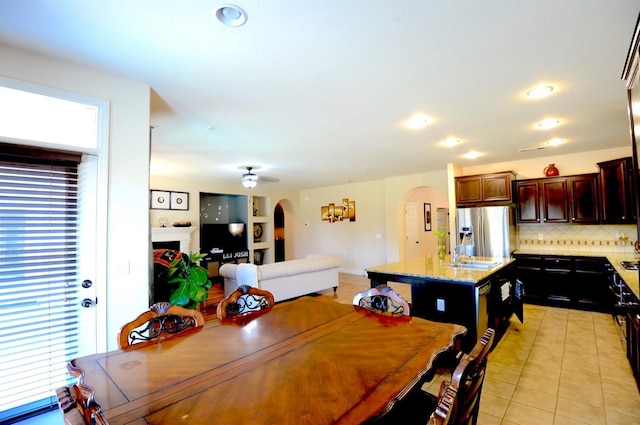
546;138;566;147
536;118;560;130
405;114;430;130
215;5;248;27
440;138;461;147
462;150;483;159
527;85;554;98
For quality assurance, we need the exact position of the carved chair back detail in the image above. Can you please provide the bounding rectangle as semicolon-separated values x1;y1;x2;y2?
117;302;205;348
216;284;275;321
352;284;411;316
428;327;495;425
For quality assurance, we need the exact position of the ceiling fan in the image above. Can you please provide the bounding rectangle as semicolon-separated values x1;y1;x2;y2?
240;166;280;188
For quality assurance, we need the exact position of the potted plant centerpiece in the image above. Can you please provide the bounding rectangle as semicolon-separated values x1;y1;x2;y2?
433;226;448;262
164;252;212;309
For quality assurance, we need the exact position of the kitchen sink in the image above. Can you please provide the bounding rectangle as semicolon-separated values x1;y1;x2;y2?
447;260;501;270
620;260;639;271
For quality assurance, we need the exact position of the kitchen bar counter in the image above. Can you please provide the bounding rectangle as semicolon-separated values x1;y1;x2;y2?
514;249;639;299
366;255;515;286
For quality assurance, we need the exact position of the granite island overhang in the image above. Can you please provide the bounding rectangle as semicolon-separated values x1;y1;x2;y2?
366;255;519;351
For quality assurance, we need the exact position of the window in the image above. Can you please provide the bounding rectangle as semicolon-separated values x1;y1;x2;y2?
0;143;83;421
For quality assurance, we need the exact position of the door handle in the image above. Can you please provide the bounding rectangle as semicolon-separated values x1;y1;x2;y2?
81;298;97;308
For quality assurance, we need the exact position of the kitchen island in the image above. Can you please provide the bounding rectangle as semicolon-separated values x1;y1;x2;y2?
366;255;518;351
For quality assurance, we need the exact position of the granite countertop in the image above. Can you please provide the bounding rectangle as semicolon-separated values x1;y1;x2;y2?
514;248;640;299
365;255;516;284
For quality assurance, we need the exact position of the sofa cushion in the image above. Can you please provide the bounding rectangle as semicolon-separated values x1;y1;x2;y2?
257;255;341;280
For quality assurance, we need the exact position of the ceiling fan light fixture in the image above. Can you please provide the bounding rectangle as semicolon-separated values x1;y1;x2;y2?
241;167;258;188
526;85;554;98
215;5;248;27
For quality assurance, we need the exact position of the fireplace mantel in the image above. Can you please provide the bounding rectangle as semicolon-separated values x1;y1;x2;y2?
151;227;195;252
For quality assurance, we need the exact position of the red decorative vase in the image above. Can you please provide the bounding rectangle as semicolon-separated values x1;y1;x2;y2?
544;164;559;176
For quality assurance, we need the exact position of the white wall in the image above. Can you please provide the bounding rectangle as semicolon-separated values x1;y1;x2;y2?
460;146;631;178
0;44;151;352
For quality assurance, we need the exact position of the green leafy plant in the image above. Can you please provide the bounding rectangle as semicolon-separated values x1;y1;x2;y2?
165;252;212;309
433;226;448;247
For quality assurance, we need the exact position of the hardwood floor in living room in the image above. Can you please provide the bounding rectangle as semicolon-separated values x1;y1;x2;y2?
18;273;640;425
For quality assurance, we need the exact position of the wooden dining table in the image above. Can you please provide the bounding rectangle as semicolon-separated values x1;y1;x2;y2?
68;296;466;425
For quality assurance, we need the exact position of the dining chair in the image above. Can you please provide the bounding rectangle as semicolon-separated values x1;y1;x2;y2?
117;301;205;348
216;284;275;321
370;328;494;425
352;284;411;316
55;384;109;425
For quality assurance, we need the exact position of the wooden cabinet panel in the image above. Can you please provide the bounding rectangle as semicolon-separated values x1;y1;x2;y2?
569;174;599;223
516;174;599;224
456;171;515;205
541;178;569;223
514;254;610;312
515;181;540;223
456;176;482;204
598;157;634;224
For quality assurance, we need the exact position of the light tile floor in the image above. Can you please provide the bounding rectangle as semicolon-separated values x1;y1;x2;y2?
18;273;640;425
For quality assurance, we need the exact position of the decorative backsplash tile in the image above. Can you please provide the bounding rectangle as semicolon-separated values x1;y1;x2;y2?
517;224;637;253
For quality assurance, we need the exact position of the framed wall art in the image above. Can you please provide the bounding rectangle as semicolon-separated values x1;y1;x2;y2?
150;190;170;210
424;203;432;231
170;192;189;210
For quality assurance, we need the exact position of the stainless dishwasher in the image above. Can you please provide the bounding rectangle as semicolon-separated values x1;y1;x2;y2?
475;281;491;340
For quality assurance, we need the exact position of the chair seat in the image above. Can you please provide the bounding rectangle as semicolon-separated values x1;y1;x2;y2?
371;383;438;424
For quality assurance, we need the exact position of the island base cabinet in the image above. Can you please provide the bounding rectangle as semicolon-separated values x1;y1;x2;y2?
411;282;479;352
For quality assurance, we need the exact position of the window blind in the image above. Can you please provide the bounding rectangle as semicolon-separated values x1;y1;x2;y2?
0;143;82;421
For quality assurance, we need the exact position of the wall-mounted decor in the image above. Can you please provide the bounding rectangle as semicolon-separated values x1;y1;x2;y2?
321;198;356;223
424;203;432;231
150;190;190;210
170;192;189;210
150;190;170;210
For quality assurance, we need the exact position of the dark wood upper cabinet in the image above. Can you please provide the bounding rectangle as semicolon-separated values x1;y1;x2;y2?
568;174;599;224
598;157;635;224
541;178;569;223
515;181;540;223
456;171;516;206
515;174;599;224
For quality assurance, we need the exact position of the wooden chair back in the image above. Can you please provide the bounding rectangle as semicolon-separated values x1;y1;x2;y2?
353;284;410;316
117;302;205;348
55;384;109;425
216;284;275;321
428;328;495;425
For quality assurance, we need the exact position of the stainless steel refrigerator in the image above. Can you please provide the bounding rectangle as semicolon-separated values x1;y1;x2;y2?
456;206;517;258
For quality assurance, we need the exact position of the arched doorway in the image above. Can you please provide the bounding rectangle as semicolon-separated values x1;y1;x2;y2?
274;203;285;262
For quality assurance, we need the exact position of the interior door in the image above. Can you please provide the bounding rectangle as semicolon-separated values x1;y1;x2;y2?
404;203;419;259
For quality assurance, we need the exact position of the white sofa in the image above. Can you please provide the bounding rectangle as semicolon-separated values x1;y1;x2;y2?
219;254;341;302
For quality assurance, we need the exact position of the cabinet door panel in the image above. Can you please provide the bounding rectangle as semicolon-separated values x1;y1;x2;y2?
516;182;540;223
456;177;482;204
542;179;569;223
483;174;511;201
569;175;599;223
599;158;634;223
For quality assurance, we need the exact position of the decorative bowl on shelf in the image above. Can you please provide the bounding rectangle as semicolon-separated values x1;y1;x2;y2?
173;221;192;227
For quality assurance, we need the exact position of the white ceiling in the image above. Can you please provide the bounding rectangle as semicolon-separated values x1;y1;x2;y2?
0;1;638;189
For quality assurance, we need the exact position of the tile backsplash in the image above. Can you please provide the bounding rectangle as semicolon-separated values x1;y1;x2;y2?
518;224;637;253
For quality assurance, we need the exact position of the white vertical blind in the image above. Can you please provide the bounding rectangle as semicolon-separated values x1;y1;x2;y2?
0;144;82;421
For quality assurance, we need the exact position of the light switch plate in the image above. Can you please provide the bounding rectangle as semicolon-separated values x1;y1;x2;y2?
436;298;445;312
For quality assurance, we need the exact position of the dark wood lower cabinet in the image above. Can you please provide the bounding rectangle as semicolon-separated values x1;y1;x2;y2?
514;254;611;312
627;310;640;390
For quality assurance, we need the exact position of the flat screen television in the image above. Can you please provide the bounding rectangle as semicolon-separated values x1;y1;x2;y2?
201;223;247;253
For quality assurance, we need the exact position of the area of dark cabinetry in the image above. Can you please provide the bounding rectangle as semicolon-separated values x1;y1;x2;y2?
514;254;610;312
628;311;640;389
598;157;635;224
569;174;599;223
541;178;569;223
515;181;540;223
456;171;516;206
515;174;599;224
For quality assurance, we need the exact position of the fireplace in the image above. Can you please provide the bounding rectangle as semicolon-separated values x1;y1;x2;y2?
151;227;195;252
